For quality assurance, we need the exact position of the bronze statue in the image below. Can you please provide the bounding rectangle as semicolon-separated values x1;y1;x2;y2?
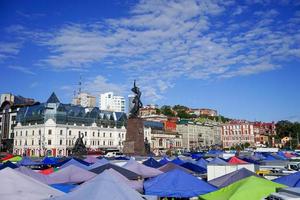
72;133;87;156
129;80;143;118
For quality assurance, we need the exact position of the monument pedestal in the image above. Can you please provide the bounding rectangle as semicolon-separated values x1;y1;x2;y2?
123;117;146;156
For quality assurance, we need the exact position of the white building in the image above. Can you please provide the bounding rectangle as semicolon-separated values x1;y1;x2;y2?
99;92;125;112
72;92;96;108
13;93;127;157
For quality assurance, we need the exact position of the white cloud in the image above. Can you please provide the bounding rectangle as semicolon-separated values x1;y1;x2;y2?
0;42;21;62
8;66;36;75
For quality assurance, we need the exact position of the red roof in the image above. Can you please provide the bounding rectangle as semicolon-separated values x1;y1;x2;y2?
228;156;248;164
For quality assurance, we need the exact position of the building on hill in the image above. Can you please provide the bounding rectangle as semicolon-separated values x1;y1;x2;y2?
189;108;218;117
0;93;36;152
72;92;96;108
253;121;276;147
13;92;127;157
176;120;222;151
221;120;255;148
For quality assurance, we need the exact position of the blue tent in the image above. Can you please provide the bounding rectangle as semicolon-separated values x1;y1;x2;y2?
158;157;169;165
0;161;18;170
59;159;89;170
42;157;58;165
264;154;277;161
181;162;206;173
57;157;90;167
171;157;185;165
254;152;266;160
207;150;223;156
192;153;204;160
209;157;227;165
196;158;208;169
17;157;40;166
273;172;300;187
143;157;162;168
51;183;77;193
144;169;216;198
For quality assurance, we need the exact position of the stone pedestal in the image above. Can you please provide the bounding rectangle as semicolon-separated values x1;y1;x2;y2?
123;117;145;156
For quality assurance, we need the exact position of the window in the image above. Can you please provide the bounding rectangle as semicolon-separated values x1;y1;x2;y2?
15;140;17;145
103;141;106;146
85;132;87;137
15;132;18;137
98;132;100;137
60;130;63;135
20;140;22;145
12;116;16;121
39;140;41;145
48;140;52;145
98;141;100;145
25;131;28;136
110;133;112;138
103;132;106;137
48;129;52;135
32;130;34;136
118;133;121;138
25;140;27;145
60;140;63;145
32;140;34;145
93;132;95;137
69;130;71;136
39;130;41;136
20;131;22;136
69;140;71;146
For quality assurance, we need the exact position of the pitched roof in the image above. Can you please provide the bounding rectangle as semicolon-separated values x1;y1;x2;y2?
228;156;248;164
47;92;60;103
273;171;300;187
123;159;163;178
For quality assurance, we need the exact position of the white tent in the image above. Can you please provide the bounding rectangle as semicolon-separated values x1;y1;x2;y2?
0;168;64;200
15;166;51;184
49;170;145;200
123;158;163;178
47;165;97;184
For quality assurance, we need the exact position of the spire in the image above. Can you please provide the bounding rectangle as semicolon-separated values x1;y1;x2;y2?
47;92;60;103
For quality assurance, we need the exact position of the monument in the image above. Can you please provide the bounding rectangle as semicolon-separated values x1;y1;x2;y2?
72;133;87;157
123;81;150;155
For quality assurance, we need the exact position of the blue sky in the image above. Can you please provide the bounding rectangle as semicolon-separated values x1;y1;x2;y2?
0;0;299;122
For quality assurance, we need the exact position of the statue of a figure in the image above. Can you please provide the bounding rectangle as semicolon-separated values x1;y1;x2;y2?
72;133;87;156
129;80;143;118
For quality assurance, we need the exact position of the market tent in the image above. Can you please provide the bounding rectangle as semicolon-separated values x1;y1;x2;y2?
208;168;259;188
15;166;50;184
143;157;163;168
47;165;97;184
0;161;18;170
106;169;144;192
50;170;145;200
228;156;248;164
191;153;204;160
171;157;185;165
181;162;206;173
59;159;89;170
208;157;227;165
0;168;64;200
17;156;40;166
273;172;300;187
158;157;170;165
284;152;294;158
2;155;22;163
42;157;58;165
158;162;193;174
51;184;77;193
1;153;14;161
196;158;208;169
263;154;277;161
56;158;90;167
144;169;216;198
89;163;141;180
87;158;109;170
200;176;286;200
39;167;58;175
123;159;163;178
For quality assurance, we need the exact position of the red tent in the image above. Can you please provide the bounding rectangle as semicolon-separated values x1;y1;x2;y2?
1;154;14;161
284;152;294;158
39;167;55;175
228;156;248;164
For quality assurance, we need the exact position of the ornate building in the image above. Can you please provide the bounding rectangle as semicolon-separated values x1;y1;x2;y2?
13;93;127;157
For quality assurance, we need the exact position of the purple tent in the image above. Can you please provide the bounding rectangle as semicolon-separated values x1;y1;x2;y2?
48;165;97;184
87;158;109;170
15;166;50;184
59;159;89;170
84;156;100;164
123;159;163;178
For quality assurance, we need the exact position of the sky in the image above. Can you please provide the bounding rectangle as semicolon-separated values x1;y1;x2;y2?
0;0;299;122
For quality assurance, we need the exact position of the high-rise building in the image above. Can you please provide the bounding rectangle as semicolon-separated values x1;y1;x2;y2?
72;92;96;108
99;92;125;112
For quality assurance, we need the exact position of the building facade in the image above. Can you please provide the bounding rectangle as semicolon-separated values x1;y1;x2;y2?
0;93;35;152
189;108;218;117
221;120;255;148
177;120;222;151
72;92;96;108
13;93;127;157
253;122;276;147
99;92;125;112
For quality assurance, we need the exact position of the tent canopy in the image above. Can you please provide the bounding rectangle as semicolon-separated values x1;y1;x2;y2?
143;157;162;168
59;159;90;170
0;161;18;170
15;166;50;184
42;157;58;165
123;159;163;178
89;163;141;180
2;155;22;163
87;158;109;170
171;157;185;165
200;176;286;200
17;157;40;166
208;157;227;165
48;165;97;184
228;156;248;164
158;162;193;174
273;172;300;187
158;157;169;165
208;168;259;188
196;158;208;169
0;168;64;200
144;169;216;198
50;170;145;200
181;162;206;173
